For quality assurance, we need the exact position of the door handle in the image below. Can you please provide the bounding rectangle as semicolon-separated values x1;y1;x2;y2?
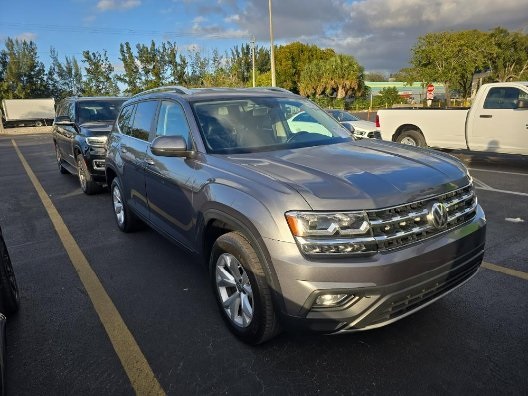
144;158;155;165
479;115;492;118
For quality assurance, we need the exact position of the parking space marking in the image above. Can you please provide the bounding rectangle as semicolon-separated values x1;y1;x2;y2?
11;140;166;396
472;177;492;189
469;168;528;177
482;261;528;281
475;186;528;197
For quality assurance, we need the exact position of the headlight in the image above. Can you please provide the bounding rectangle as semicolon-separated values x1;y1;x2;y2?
285;211;375;256
86;136;108;146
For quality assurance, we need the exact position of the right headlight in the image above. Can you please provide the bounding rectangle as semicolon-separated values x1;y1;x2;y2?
285;211;376;256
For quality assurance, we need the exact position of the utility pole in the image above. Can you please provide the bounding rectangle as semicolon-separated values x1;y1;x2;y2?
268;0;276;87
251;36;256;87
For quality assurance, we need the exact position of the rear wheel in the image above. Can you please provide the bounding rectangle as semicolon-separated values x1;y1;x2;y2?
0;232;19;314
77;154;101;195
211;232;280;344
396;130;427;147
111;178;141;232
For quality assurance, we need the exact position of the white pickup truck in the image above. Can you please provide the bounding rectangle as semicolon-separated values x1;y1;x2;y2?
377;82;528;156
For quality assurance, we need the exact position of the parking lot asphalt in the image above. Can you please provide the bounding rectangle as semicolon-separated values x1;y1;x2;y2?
0;133;527;395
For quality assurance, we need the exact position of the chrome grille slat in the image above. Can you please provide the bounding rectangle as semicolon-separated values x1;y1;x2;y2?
366;183;477;251
369;208;429;226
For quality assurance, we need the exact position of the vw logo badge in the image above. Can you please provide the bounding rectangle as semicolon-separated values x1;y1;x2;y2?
428;202;449;229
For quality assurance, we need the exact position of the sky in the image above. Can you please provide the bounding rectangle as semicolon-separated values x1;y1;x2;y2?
1;0;527;76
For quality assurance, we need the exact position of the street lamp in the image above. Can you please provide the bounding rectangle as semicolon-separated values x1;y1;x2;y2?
268;0;276;87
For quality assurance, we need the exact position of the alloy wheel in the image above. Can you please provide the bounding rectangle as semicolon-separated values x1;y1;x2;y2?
215;253;254;328
112;185;125;227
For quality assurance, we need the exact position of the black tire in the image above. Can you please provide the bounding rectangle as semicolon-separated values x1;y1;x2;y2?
77;154;101;195
396;129;427;147
110;178;141;233
55;144;69;175
35;120;43;127
0;231;20;314
210;231;280;345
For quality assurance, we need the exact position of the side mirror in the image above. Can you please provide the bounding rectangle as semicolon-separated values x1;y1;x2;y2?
515;99;528;109
150;135;194;158
341;122;355;133
54;116;74;126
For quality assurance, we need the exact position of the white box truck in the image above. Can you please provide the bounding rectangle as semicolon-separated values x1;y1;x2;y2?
1;98;55;128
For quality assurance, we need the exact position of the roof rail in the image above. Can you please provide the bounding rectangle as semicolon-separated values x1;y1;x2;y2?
245;87;294;94
132;85;193;97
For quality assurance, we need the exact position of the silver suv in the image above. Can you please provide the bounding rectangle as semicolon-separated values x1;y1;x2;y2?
105;86;486;344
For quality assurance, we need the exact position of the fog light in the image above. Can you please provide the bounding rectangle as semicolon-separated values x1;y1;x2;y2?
314;293;350;307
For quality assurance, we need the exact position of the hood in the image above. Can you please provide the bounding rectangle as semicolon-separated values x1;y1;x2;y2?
343;120;378;133
225;140;468;210
79;121;114;136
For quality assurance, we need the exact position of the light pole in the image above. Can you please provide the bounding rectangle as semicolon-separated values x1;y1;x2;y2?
251;36;256;87
268;0;276;87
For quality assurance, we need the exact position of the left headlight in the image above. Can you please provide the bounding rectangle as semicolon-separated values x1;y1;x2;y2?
285;211;375;256
86;136;108;147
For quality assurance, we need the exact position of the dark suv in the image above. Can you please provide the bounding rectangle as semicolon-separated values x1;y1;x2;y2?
52;97;127;194
106;86;486;344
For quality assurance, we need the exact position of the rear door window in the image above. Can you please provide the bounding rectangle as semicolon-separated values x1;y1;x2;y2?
130;101;159;141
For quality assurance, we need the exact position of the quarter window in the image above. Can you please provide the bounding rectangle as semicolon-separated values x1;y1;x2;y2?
117;104;135;135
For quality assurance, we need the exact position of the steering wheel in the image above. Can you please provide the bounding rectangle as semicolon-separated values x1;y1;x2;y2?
286;131;311;143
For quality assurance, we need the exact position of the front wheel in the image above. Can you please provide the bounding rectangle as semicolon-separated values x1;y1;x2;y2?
211;232;280;344
396;130;427;147
77;154;101;195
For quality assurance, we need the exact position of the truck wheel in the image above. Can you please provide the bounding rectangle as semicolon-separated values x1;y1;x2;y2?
0;231;20;314
35;121;43;127
397;130;427;147
110;178;141;232
77;154;101;195
55;144;69;175
211;231;280;345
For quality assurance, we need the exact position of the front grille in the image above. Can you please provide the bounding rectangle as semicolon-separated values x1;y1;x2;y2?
366;183;477;251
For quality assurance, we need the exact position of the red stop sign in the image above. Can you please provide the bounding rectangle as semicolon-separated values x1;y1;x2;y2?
426;84;435;93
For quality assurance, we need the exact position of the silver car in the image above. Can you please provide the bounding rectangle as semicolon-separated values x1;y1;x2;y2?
326;109;381;139
106;86;486;344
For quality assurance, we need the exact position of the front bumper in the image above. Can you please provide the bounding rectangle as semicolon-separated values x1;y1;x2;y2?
83;146;106;183
265;205;486;333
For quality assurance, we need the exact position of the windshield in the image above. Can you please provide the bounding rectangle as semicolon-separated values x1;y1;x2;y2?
192;97;352;154
77;99;127;124
329;110;360;122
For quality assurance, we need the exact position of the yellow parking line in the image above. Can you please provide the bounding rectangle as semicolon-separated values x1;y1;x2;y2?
482;261;528;281
11;140;165;396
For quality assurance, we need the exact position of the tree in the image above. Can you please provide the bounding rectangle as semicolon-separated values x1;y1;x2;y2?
488;28;528;82
50;48;83;98
275;42;335;93
0;38;48;100
409;30;493;101
378;87;402;107
117;42;141;95
300;54;365;99
365;72;387;82
82;50;119;96
164;42;188;85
